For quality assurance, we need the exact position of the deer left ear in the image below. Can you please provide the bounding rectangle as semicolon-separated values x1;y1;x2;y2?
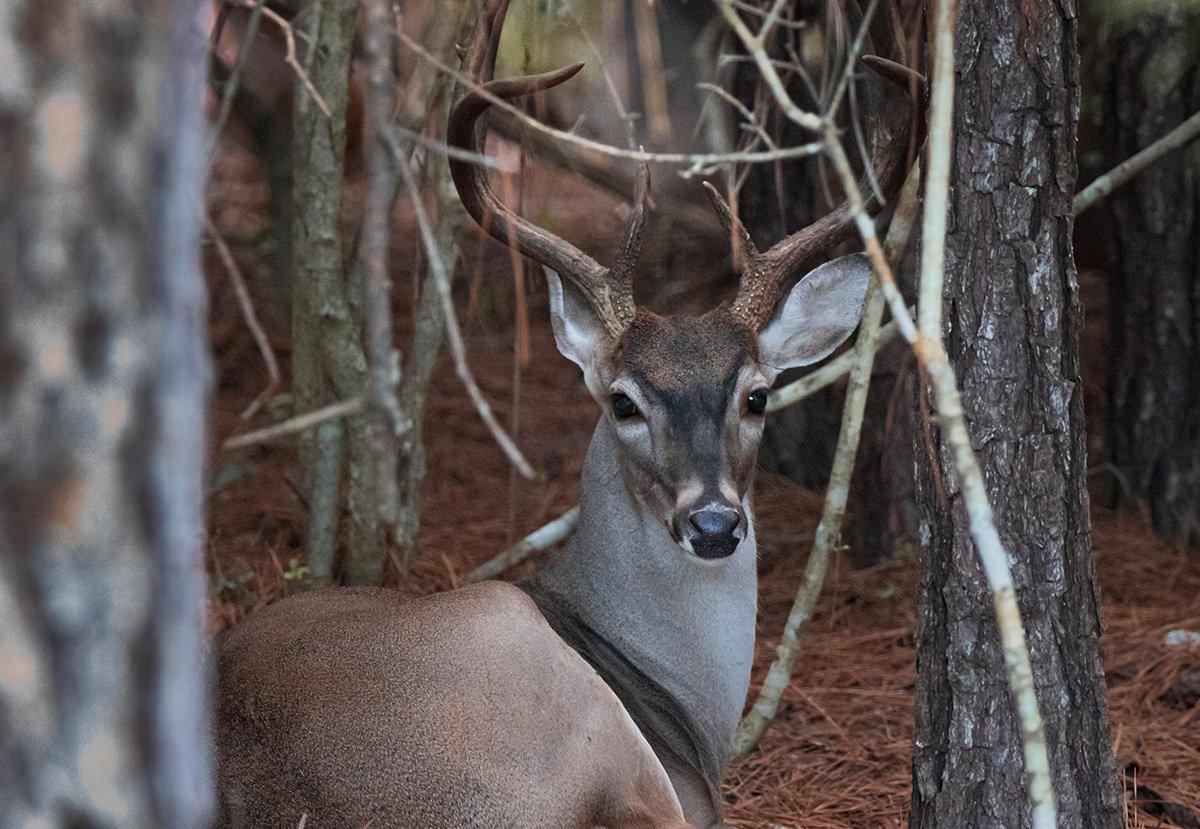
758;252;872;382
545;266;613;400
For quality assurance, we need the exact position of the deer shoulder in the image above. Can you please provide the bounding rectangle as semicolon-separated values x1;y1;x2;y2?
216;581;687;828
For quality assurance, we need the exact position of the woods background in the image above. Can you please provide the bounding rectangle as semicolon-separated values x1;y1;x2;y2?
1;0;1198;826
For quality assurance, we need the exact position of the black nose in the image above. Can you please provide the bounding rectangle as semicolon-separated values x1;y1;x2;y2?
690;509;739;538
686;508;742;559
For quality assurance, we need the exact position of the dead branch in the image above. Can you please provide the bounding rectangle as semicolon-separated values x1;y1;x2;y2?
204;217;281;420
223;397;364;450
397;28;824;174
231;0;331;116
394;140;537;480
468;506;581;583
1074;107;1200;216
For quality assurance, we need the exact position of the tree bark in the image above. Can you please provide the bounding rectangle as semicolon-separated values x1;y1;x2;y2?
1104;16;1200;543
910;2;1121;827
291;0;383;584
0;1;213;824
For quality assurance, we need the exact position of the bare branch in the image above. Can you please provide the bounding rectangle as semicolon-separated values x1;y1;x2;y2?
397;28;824;174
223;397;364;450
911;3;1055;823
1073;107;1200;216
394;139;537;480
231;0;331;117
468;506;581;583
204;217;281;420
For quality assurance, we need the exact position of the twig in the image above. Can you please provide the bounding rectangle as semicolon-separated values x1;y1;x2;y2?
395;142;537;480
234;0;331;117
767;309;909;413
468;505;581;583
223;397;364;450
397;29;824;174
204;217;281;420
389;124;509;169
713;0;823;133
1073;107;1200;216
207;0;267;166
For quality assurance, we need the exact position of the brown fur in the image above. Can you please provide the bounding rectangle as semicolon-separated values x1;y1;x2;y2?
216;582;688;828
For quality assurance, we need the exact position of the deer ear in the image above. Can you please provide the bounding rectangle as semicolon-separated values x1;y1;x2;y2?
758;252;871;382
545;267;612;398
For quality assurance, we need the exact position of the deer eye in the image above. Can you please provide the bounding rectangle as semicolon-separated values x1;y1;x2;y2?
746;388;769;416
610;392;639;420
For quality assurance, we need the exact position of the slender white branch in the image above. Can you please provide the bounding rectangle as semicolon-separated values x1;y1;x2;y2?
468;506;580;583
1073;107;1200;215
713;0;824;134
223;397;364;450
395;147;536;480
917;0;954;338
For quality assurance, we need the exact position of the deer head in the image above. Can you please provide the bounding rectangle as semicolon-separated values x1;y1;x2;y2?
448;0;919;561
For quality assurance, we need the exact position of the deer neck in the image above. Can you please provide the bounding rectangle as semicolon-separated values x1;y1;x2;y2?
528;419;758;778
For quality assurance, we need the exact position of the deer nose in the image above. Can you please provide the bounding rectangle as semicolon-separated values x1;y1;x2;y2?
682;506;743;559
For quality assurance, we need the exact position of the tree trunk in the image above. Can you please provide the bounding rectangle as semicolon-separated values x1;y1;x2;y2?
1104;17;1200;543
910;2;1121;827
0;1;213;824
291;0;383;584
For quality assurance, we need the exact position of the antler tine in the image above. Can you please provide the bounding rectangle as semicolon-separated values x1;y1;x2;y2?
609;161;650;321
728;57;928;330
447;0;632;340
701;181;758;272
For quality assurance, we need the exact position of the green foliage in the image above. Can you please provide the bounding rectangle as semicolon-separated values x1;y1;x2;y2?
281;557;312;586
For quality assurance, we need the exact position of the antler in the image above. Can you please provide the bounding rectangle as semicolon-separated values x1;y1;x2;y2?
713;57;928;331
447;0;647;340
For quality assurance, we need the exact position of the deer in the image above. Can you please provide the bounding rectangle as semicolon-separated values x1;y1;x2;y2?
215;2;921;826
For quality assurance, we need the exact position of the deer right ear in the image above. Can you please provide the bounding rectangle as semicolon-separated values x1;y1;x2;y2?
545;267;612;399
757;252;872;383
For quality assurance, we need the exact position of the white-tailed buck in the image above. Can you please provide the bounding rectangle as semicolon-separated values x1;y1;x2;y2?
216;2;921;826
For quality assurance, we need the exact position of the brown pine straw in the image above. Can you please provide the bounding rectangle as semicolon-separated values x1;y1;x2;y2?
204;144;1198;829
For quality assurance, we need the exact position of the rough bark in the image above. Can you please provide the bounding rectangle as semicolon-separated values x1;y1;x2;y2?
291;0;382;584
0;0;213;824
1104;16;1200;543
910;2;1121;827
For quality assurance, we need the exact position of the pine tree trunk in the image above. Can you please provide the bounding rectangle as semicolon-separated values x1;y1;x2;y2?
0;1;213;824
910;2;1121;826
1104;17;1200;543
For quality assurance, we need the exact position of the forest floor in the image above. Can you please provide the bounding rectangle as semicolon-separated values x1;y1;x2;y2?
203;143;1200;828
